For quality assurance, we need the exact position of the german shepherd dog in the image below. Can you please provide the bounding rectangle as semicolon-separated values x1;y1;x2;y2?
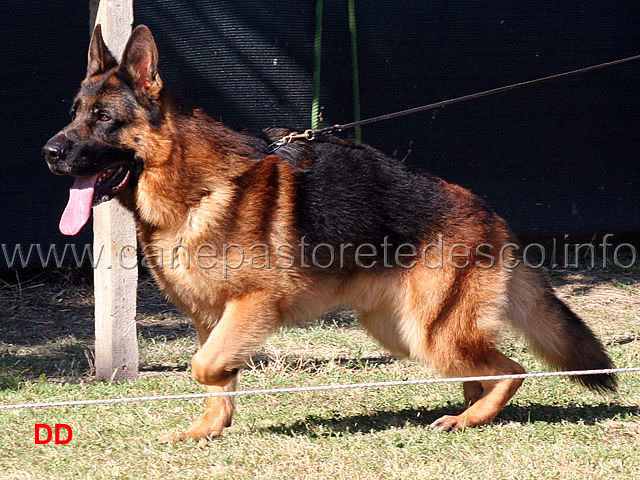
43;25;616;440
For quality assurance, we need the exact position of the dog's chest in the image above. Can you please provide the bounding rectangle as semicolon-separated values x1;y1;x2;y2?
137;226;228;316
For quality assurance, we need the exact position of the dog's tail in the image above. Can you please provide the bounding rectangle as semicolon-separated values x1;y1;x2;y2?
506;265;617;392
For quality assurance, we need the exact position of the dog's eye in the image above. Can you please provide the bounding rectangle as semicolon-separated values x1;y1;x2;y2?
93;108;112;123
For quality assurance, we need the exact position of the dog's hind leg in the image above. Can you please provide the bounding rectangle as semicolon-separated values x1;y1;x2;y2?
423;281;526;431
401;263;526;431
361;290;525;431
428;349;525;431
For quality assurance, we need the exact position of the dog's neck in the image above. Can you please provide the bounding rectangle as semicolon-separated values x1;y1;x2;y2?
119;99;262;242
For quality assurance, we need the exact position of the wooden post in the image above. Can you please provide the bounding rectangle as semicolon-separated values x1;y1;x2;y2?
90;0;138;381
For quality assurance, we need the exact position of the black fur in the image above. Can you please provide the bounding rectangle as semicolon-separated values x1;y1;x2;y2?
294;140;454;248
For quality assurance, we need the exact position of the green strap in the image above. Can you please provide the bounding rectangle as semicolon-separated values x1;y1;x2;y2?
311;0;361;142
348;0;361;142
311;0;323;130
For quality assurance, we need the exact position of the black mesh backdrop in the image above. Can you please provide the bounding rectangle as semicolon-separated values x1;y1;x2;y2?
135;0;640;236
1;1;639;269
0;1;91;269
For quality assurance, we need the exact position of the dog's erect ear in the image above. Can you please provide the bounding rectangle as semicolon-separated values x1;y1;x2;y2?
87;25;118;78
120;25;163;99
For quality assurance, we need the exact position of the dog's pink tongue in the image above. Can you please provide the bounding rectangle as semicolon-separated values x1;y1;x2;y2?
59;175;99;236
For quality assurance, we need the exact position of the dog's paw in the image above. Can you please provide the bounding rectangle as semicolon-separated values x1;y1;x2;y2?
158;425;224;442
157;431;190;442
157;431;215;442
429;414;468;432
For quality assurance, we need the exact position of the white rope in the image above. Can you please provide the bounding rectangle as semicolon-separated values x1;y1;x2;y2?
1;367;638;411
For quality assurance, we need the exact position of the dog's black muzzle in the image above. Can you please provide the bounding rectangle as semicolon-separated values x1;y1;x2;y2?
42;131;75;175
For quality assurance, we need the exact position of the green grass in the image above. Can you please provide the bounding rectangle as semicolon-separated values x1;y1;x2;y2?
0;272;639;479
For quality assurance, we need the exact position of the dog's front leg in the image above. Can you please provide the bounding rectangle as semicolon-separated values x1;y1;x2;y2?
160;376;238;442
164;291;282;441
190;291;282;387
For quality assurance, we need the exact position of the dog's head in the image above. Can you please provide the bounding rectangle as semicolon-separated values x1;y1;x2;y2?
42;25;163;235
